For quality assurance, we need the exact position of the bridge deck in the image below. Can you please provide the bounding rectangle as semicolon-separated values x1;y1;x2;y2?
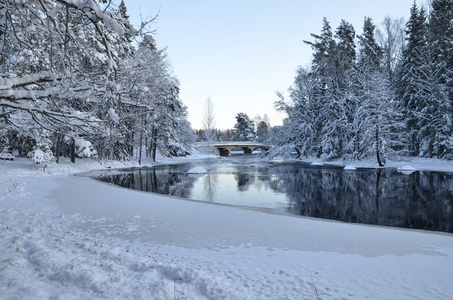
213;142;270;156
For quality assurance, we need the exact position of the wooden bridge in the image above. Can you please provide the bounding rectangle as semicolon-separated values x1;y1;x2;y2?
213;142;270;156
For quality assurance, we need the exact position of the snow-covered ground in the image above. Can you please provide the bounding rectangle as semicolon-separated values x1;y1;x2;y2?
1;155;453;300
301;155;453;173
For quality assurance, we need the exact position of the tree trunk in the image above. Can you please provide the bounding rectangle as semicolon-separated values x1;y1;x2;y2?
98;138;103;162
138;116;143;165
376;125;385;167
429;128;435;158
151;127;158;163
55;133;61;164
130;131;134;157
354;129;360;160
71;138;76;163
151;140;157;163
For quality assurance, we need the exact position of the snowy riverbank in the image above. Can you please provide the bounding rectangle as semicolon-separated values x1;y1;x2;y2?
1;156;453;299
298;155;453;173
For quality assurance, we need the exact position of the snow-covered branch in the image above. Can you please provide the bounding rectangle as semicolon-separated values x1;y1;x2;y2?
0;72;57;91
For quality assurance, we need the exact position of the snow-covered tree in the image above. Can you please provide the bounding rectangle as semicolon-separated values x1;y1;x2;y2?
256;121;269;142
355;17;406;165
376;16;406;85
303;19;338;157
151;79;194;160
202;97;216;144
415;44;453;158
396;1;453;158
0;0;133;162
1;0;194;163
273;67;323;158
397;3;428;156
429;0;453;90
421;0;453;158
116;35;194;163
302;18;358;158
272;3;453;162
233;113;255;141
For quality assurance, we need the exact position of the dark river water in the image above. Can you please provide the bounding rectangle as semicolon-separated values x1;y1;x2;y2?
91;156;453;233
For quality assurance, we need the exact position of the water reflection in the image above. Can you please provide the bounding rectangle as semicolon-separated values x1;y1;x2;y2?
95;161;453;233
274;165;453;233
98;167;197;199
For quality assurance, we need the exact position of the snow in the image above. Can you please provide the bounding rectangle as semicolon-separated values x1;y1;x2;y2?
74;138;97;158
67;0;125;35
107;107;119;123
397;165;418;175
1;156;453;299
299;156;453;173
31;147;53;164
0;72;55;90
186;166;208;174
343;164;356;170
397;164;417;171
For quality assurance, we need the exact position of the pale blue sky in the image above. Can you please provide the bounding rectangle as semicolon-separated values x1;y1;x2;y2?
123;0;426;130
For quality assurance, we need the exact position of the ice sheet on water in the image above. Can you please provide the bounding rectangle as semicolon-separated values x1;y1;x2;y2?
397;165;418;174
186;166;208;174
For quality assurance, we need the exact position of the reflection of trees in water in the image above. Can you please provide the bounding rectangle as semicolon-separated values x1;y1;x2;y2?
267;166;453;232
202;174;217;202
234;166;257;191
96;163;453;233
98;168;196;199
235;172;253;191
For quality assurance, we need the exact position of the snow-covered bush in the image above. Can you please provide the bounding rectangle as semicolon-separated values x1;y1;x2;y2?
74;138;98;158
29;137;54;164
64;136;98;158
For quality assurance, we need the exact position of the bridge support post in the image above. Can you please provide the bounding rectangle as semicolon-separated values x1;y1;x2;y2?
242;147;252;154
218;148;230;156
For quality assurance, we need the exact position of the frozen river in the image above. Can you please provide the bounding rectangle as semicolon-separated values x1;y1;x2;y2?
91;155;453;233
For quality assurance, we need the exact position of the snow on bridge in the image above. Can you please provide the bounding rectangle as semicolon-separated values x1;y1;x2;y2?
213;142;270;156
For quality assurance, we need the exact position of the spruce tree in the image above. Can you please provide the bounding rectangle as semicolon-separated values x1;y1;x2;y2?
429;0;453;86
397;3;428;156
303;18;338;157
256;121;269;142
305;18;347;158
274;67;321;158
355;17;404;165
358;17;382;70
417;0;453;158
234;113;255;142
333;20;357;158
